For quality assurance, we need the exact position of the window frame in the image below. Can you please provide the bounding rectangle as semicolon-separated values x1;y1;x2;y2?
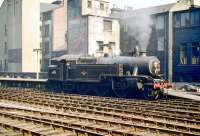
87;0;92;8
179;43;188;65
191;42;200;65
179;42;200;65
103;20;112;32
174;10;200;28
100;3;104;10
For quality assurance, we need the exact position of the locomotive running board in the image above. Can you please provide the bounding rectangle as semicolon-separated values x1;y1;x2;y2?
165;89;200;101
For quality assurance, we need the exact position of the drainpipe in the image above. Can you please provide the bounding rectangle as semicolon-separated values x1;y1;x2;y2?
168;11;173;83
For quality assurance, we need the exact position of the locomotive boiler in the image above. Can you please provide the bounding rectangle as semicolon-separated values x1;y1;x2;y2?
47;55;170;99
96;55;161;77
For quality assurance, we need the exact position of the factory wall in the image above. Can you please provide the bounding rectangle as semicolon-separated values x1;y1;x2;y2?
21;0;41;72
40;1;68;72
81;0;109;17
67;0;120;57
173;9;200;82
41;11;53;72
116;1;200;82
52;0;68;51
0;0;22;72
67;0;88;55
0;0;41;72
88;16;120;56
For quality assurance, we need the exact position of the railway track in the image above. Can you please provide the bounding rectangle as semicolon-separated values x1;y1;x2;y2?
0;88;200;136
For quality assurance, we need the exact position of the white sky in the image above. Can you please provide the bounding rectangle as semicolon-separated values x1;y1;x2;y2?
0;0;177;9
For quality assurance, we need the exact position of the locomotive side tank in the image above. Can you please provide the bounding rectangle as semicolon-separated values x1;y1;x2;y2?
97;56;161;77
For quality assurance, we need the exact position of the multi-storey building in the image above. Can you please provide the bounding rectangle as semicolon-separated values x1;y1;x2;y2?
0;0;120;73
67;0;120;57
111;0;200;82
0;0;41;72
40;1;68;72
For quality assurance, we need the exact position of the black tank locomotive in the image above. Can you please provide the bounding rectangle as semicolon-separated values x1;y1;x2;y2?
47;55;170;99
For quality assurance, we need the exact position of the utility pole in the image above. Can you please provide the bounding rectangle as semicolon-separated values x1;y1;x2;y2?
33;48;41;79
168;11;173;83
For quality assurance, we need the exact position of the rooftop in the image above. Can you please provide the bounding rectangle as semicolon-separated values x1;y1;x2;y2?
111;3;175;18
40;3;61;13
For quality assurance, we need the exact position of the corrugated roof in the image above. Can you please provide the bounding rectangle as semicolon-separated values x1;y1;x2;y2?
111;3;175;18
40;3;61;13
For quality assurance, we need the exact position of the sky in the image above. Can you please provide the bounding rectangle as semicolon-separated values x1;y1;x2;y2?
0;0;177;9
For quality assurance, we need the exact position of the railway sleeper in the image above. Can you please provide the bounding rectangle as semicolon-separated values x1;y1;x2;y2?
0;105;200;135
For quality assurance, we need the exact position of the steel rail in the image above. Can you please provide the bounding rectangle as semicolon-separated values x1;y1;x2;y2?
0;104;199;136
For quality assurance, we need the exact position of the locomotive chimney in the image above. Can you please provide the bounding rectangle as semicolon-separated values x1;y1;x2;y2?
140;51;147;57
133;46;139;57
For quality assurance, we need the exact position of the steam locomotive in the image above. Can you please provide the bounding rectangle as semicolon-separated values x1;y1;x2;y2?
47;54;170;99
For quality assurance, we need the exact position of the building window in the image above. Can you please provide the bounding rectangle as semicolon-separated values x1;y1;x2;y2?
4;59;7;71
43;12;51;21
181;12;190;27
174;14;181;28
44;41;50;54
7;0;11;6
191;43;200;65
103;20;112;32
97;41;103;52
157;37;164;51
4;24;7;36
100;3;104;10
156;15;164;30
123;23;128;32
179;44;187;65
4;42;7;54
44;25;50;37
88;1;92;8
0;60;2;71
191;11;200;26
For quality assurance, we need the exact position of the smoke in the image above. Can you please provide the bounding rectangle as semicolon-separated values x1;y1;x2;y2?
124;11;153;51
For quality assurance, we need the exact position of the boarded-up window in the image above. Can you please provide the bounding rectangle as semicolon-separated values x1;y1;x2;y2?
103;20;112;32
